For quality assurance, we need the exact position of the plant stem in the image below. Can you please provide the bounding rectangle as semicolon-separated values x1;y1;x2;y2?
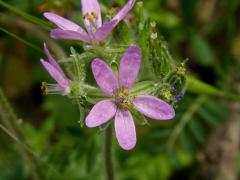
0;88;44;180
103;125;115;180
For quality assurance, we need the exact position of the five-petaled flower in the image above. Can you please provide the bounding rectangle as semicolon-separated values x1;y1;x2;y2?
40;43;71;96
44;0;136;44
86;46;175;150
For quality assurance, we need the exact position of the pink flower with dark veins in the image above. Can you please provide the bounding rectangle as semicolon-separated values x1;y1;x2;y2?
86;46;175;150
40;43;71;96
44;0;136;44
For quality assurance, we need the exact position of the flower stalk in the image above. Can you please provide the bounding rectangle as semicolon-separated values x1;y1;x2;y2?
103;125;115;180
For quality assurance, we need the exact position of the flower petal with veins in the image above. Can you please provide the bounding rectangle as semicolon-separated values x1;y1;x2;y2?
133;95;175;120
50;29;91;43
86;100;117;127
81;0;102;29
118;46;141;88
43;43;66;76
40;59;70;88
115;108;136;150
91;58;118;96
44;12;88;35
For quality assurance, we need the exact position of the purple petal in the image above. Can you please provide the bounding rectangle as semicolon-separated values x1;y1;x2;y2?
81;0;102;31
40;59;70;88
93;0;136;42
91;59;118;96
43;43;65;76
114;108;136;150
86;100;116;127
44;12;87;35
118;46;141;88
133;95;175;120
111;0;136;24
93;20;118;42
50;28;91;43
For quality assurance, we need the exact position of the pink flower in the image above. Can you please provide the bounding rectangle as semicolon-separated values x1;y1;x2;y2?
86;46;175;150
43;0;136;43
40;43;71;96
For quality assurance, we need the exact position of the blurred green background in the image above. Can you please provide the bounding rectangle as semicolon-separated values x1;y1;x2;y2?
0;0;240;179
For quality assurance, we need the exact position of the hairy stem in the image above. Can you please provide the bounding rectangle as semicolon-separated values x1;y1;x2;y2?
103;125;115;180
0;88;44;180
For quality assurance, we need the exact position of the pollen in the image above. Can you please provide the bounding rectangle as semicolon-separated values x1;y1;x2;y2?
115;88;136;109
41;82;47;94
176;66;186;75
150;21;156;28
162;90;172;101
83;12;98;21
91;12;99;19
83;12;93;21
150;33;158;40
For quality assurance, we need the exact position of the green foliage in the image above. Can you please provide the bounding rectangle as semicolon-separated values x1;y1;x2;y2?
0;0;239;179
190;32;214;66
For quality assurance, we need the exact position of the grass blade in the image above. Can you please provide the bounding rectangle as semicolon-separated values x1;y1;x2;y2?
0;27;43;53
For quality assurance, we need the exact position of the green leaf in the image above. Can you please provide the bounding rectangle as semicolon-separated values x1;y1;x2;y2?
187;76;224;96
85;137;98;173
188;119;206;143
203;99;229;118
130;109;149;126
199;108;222;127
190;32;214;66
187;76;240;100
180;131;195;156
150;10;181;28
112;21;133;44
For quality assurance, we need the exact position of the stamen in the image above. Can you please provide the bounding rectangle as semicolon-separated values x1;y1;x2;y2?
91;12;98;19
83;12;92;20
83;12;98;30
41;82;65;95
115;88;136;109
41;82;47;95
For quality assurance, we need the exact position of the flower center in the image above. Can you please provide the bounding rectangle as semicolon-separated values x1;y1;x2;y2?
115;88;137;109
83;12;99;29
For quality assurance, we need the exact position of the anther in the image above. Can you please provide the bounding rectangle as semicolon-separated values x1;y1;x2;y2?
123;88;129;95
41;82;47;94
91;12;98;19
176;66;186;75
